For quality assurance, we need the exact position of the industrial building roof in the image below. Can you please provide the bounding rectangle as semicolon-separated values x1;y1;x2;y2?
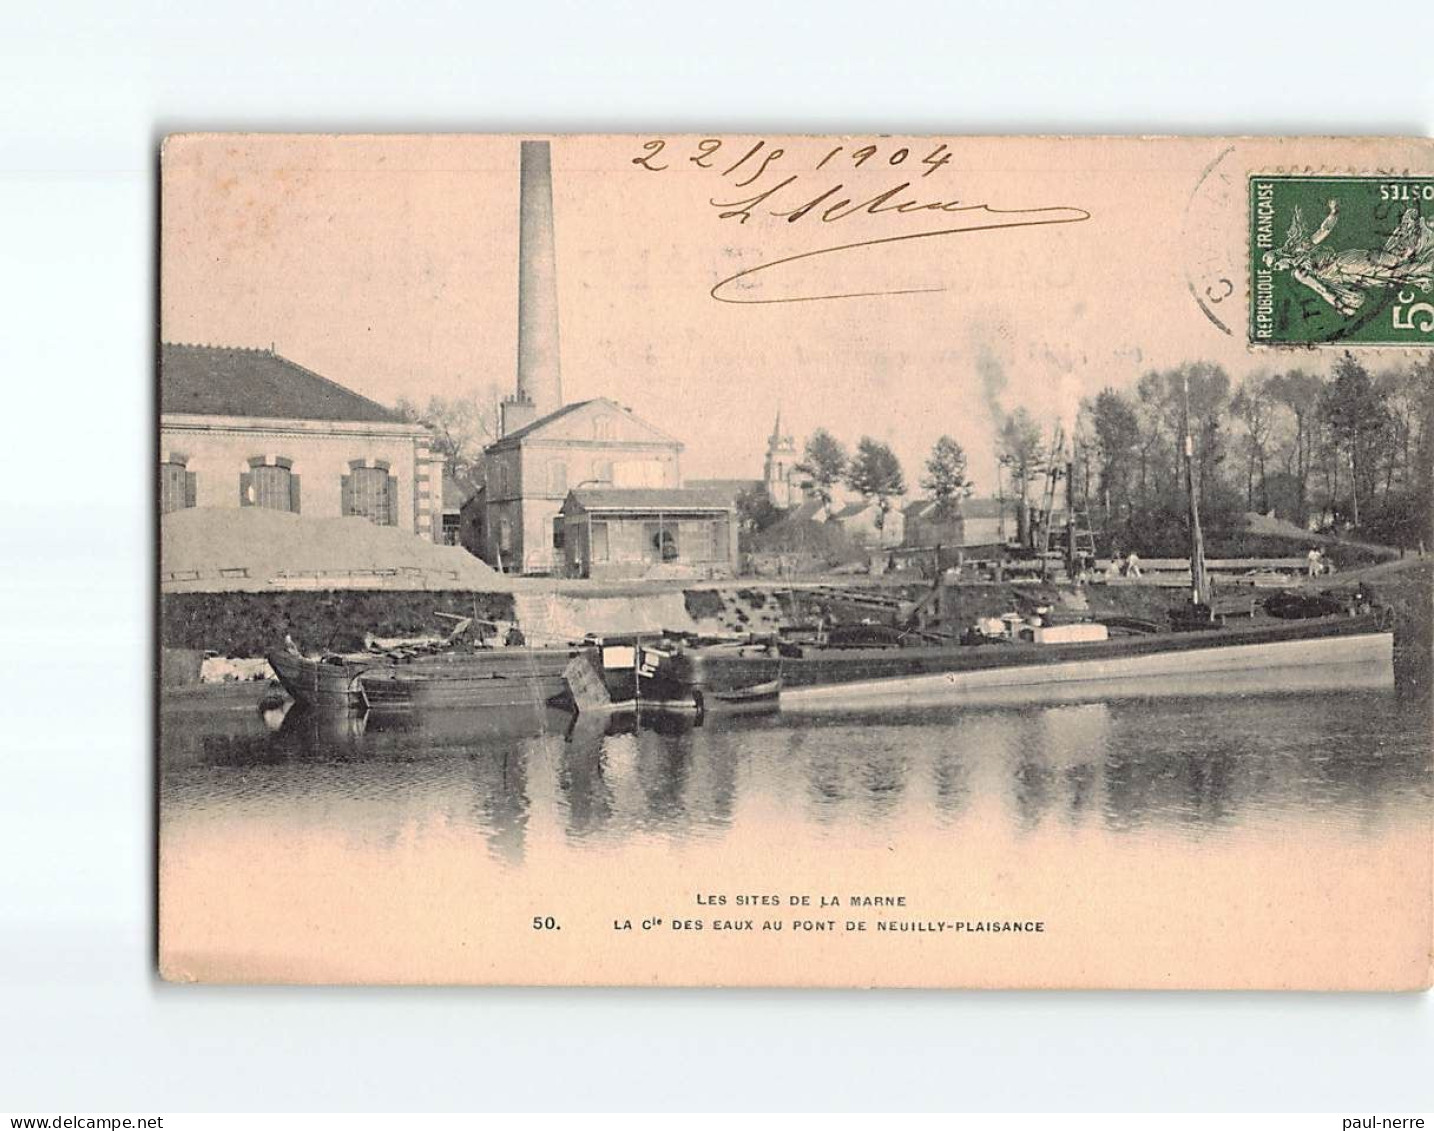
488;400;597;445
160;343;406;424
564;487;736;512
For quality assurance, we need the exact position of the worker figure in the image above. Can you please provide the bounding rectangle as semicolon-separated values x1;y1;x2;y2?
1307;547;1323;577
505;623;527;647
1125;550;1143;578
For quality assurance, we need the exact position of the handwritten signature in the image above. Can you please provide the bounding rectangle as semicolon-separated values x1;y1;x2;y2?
630;138;1091;304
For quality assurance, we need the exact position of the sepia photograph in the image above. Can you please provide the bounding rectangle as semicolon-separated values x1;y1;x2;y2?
156;134;1433;989
7;0;1434;1116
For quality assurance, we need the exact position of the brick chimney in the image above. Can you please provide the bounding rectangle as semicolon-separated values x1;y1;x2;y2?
515;139;562;422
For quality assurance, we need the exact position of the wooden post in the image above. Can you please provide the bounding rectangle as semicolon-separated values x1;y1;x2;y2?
1065;458;1077;579
1183;373;1211;609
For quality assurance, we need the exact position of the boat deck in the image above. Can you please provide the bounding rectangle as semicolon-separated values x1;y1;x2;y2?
701;613;1390;691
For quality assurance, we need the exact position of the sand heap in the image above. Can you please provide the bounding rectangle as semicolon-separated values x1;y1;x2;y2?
161;507;510;592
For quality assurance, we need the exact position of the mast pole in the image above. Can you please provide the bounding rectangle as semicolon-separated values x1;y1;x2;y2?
1065;439;1077;580
1183;372;1211;608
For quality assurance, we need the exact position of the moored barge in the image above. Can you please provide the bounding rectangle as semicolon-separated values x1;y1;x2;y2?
267;643;581;710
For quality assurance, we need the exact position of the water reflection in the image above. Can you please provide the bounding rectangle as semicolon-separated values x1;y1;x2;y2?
161;685;1433;866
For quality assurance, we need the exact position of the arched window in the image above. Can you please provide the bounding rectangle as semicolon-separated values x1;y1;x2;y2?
241;456;299;513
593;415;613;440
159;453;196;515
342;460;396;526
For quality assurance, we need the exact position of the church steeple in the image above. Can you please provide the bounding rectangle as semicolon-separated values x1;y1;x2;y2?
763;407;798;508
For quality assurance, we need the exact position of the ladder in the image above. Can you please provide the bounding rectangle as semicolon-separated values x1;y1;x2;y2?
1035;427;1065;558
1068;509;1098;564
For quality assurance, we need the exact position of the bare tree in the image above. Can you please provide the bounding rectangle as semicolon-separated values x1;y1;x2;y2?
1266;368;1323;525
394;384;504;487
1231;372;1276;512
997;409;1044;509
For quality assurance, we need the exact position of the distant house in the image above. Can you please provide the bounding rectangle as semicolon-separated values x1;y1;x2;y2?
558;488;738;580
903;500;965;548
959;497;1010;548
480;397;683;574
441;478;474;546
158;343;445;541
830;498;905;548
789;497;829;524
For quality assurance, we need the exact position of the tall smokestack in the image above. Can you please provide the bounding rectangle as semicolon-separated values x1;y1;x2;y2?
515;139;562;421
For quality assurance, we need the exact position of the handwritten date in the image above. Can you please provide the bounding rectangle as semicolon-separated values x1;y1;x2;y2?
628;137;1090;304
633;138;952;183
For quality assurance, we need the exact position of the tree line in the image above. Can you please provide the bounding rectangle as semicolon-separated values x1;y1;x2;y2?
402;354;1432;555
1078;353;1434;552
746;351;1431;554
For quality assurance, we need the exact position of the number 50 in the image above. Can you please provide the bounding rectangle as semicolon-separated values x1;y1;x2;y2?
1393;289;1434;332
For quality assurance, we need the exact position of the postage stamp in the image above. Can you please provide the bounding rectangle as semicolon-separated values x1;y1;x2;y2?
1250;175;1434;346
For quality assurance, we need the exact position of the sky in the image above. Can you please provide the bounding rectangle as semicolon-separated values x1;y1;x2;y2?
160;134;1427;492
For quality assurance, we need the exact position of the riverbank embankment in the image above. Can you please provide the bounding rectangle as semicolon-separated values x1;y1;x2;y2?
160;562;1431;693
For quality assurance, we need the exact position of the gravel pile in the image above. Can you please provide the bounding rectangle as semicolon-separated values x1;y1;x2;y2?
161;507;510;592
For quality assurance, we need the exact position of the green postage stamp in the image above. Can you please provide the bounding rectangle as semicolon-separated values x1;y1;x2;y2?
1250;175;1434;346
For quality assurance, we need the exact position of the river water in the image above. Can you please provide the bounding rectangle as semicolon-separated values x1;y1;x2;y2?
159;676;1432;988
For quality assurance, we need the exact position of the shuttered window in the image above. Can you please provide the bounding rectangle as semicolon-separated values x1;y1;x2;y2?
342;465;397;526
241;461;299;513
159;462;196;514
713;517;730;562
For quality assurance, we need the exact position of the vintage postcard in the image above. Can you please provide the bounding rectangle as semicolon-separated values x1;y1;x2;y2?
158;135;1433;988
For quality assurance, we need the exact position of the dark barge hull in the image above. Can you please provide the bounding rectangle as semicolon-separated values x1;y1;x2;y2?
571;644;783;714
266;648;367;707
267;646;581;710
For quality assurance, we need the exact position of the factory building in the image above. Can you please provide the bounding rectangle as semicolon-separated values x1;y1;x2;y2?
476;139;718;576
